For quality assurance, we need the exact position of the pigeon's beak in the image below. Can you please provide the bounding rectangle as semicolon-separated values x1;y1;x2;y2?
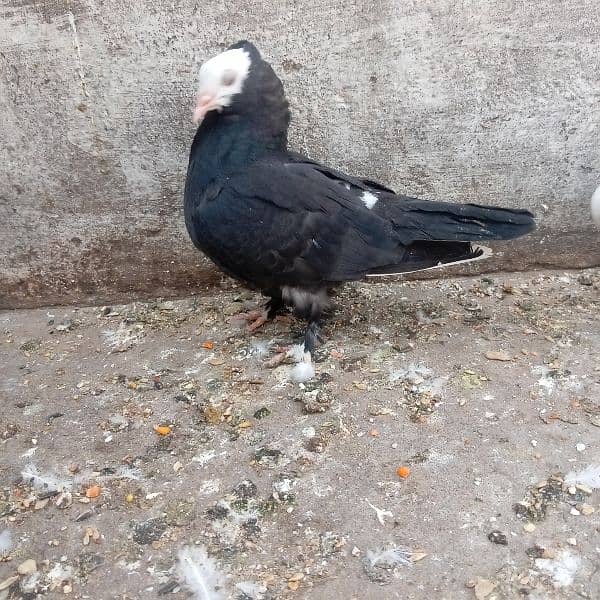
192;93;218;125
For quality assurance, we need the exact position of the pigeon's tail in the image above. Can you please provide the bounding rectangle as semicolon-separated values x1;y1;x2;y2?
366;241;491;276
378;197;536;243
364;198;535;277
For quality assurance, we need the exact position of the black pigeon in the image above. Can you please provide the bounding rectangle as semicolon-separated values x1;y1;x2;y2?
184;41;535;376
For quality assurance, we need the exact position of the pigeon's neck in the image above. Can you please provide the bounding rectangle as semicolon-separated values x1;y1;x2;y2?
188;113;286;187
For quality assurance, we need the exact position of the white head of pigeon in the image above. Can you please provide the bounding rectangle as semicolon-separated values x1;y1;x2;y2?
193;47;252;125
591;185;600;226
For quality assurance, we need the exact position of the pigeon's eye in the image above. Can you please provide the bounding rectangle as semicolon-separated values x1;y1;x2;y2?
221;69;237;87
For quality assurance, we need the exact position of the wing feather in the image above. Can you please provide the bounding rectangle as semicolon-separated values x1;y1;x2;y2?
185;154;534;288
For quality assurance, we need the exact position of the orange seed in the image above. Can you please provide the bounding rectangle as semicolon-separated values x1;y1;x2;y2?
85;484;102;499
396;466;411;479
154;425;172;436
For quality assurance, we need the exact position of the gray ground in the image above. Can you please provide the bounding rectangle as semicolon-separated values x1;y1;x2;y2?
1;269;599;600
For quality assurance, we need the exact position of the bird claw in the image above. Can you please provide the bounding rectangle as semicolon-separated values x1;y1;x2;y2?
228;309;269;332
265;346;290;368
247;313;269;331
265;344;312;369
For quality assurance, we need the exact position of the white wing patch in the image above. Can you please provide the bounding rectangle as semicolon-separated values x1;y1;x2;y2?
361;191;378;209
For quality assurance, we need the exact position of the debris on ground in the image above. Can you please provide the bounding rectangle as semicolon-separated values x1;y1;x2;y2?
0;268;598;598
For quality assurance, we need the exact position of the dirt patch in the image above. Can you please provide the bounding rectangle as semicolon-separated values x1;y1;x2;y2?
1;269;599;598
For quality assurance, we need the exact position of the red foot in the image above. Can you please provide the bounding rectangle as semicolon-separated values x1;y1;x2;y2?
265;345;291;368
228;309;270;332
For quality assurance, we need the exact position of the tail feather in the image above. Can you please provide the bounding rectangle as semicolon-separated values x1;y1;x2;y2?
378;196;536;243
367;242;491;277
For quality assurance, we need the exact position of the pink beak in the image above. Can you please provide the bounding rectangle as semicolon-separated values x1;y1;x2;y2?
192;94;217;125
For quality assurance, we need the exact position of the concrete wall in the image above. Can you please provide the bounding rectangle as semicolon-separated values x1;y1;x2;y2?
1;0;599;309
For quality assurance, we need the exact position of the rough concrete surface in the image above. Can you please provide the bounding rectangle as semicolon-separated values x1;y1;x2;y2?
1;268;599;599
1;1;599;308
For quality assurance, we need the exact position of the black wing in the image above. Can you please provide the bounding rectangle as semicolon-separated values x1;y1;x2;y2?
286;151;397;195
185;158;404;289
185;156;535;289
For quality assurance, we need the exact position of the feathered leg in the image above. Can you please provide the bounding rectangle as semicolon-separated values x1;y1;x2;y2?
303;320;323;356
265;287;326;378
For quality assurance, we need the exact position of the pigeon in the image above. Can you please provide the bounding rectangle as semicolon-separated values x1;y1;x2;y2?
592;185;600;226
184;41;535;374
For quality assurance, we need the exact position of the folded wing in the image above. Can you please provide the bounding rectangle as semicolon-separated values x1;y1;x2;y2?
184;156;535;287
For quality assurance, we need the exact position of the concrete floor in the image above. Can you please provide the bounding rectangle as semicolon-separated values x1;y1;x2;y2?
1;269;599;600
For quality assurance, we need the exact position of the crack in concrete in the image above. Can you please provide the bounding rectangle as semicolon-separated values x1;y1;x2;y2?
67;11;89;99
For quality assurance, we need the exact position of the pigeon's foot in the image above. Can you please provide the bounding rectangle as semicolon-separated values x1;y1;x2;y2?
228;309;269;331
265;345;292;368
265;344;315;381
229;295;287;332
247;310;270;332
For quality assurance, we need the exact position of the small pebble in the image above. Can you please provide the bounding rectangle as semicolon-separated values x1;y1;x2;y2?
487;530;508;545
576;443;586;452
570;508;581;516
568;486;577;495
523;522;536;533
17;559;37;575
579;503;594;516
567;537;577;546
351;546;361;557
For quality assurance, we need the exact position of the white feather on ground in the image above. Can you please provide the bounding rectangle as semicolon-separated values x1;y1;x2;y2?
177;545;227;600
249;340;271;358
389;363;446;397
21;464;73;491
20;572;41;594
564;464;600;489
106;465;143;481
235;581;267;599
535;549;580;587
47;563;74;588
366;546;413;568
365;498;393;525
0;529;12;555
102;323;144;352
21;463;142;493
